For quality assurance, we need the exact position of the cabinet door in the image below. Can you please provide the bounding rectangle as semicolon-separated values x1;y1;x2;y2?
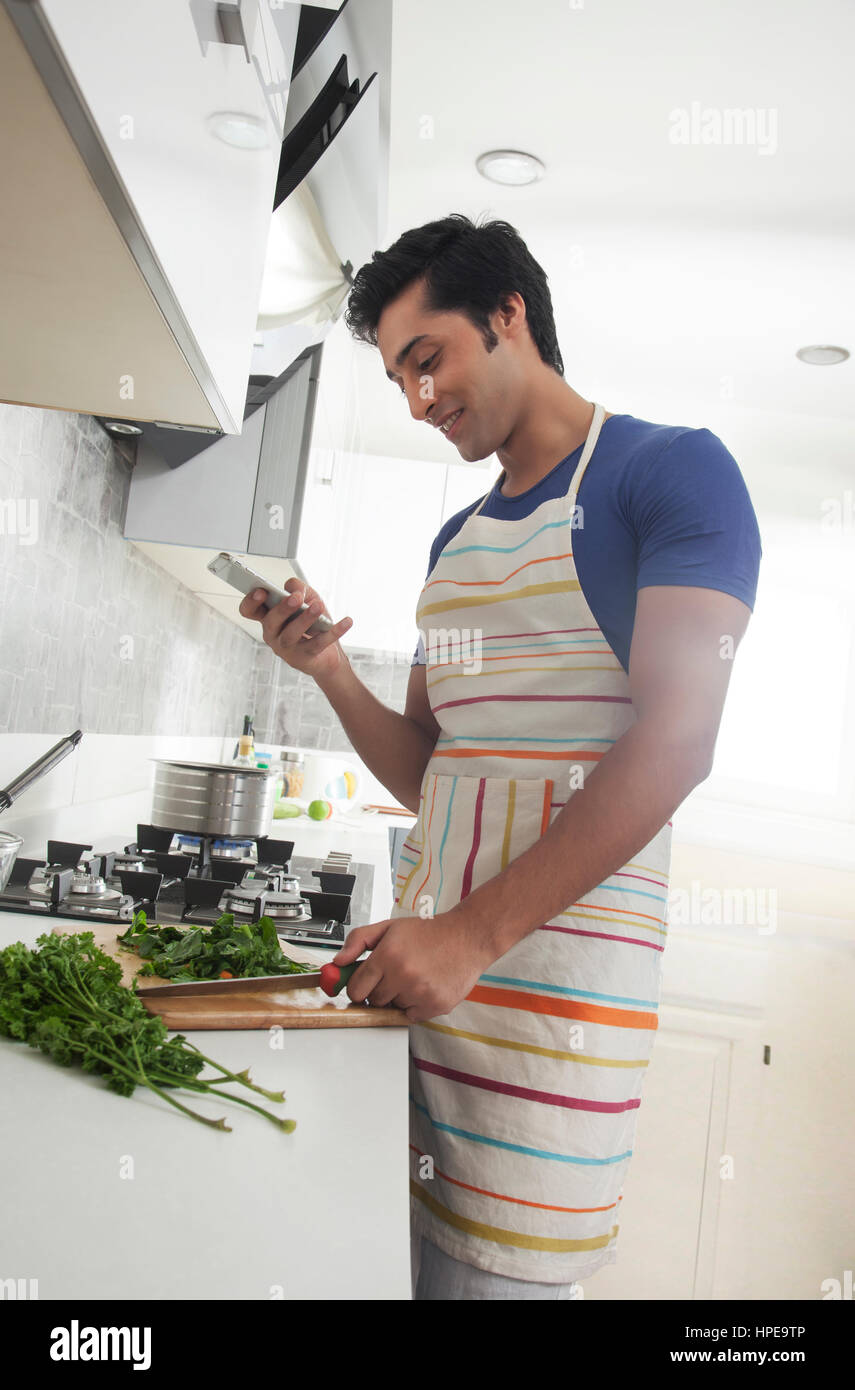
297;450;447;653
39;0;295;432
581;1014;763;1301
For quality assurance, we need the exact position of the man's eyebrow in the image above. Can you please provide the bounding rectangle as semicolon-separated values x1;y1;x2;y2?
384;334;430;382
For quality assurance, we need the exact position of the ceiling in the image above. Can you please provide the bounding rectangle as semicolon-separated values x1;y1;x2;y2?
310;0;855;511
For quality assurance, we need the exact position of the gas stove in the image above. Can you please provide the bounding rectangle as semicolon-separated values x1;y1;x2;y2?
0;824;373;950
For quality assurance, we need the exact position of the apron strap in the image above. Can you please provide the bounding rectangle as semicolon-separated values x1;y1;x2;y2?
567;402;606;497
471;485;492;517
471;403;606;516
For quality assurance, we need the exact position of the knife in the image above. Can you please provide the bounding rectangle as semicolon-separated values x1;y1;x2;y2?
137;961;362;1000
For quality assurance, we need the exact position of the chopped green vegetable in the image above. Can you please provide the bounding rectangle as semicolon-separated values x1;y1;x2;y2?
117;910;318;983
0;931;296;1134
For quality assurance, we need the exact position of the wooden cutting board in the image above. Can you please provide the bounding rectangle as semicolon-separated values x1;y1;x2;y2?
51;923;408;1030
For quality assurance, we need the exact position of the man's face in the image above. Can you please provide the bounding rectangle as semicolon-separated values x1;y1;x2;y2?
376;279;521;463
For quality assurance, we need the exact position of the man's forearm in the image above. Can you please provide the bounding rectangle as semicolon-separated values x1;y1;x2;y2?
447;718;713;961
314;655;434;813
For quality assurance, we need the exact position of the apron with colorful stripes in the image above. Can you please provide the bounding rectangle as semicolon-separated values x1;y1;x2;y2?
392;403;673;1282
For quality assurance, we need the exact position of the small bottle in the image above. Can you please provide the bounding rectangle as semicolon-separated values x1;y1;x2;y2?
232;714;255;762
233;734;255;768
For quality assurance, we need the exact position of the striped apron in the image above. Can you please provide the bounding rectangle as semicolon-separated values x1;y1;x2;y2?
392;403;673;1283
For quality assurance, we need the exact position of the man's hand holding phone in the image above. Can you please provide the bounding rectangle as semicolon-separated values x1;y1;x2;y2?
238;576;353;681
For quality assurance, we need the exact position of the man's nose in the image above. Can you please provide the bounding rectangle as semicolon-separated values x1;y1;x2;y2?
406;377;437;425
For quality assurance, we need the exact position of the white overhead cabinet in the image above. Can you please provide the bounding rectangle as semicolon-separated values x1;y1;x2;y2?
0;0;298;432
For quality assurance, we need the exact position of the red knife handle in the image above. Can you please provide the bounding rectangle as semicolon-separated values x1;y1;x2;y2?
319;961;360;997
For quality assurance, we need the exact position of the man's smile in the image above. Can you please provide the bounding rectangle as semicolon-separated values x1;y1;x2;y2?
438;408;464;438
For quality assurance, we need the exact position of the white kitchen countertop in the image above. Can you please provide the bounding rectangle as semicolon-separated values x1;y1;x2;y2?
0;809;415;1301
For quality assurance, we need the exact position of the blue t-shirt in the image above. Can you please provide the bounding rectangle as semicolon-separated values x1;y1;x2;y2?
412;412;762;675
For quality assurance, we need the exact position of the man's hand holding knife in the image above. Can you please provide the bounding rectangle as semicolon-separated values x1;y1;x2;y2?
331;911;494;1024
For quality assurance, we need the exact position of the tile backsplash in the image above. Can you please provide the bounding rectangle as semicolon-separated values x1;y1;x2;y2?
0;403;255;738
0;402;413;759
251;641;412;749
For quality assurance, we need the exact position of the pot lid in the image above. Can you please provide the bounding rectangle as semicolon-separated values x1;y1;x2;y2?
150;759;275;777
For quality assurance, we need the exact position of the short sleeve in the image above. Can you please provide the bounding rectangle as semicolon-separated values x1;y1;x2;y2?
632;428;761;608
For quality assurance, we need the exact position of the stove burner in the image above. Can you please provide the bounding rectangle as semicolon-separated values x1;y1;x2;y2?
111;853;147;873
69;869;121;900
237;868;300;894
227;896;312;921
62;894;135;918
174;834;256;862
214;838;257;860
27;866;65;896
219;872;312;922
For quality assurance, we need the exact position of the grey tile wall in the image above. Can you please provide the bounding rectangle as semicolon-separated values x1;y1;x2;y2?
250;639;413;749
0;403;257;737
0;401;410;749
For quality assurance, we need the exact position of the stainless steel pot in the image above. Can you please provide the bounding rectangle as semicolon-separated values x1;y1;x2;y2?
150;759;278;838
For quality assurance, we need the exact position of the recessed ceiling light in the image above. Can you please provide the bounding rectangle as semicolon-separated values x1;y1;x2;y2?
476;150;545;186
795;345;850;365
103;421;143;435
206;111;268;150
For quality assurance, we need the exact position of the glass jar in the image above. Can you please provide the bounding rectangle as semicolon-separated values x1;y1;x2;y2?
278;751;305;800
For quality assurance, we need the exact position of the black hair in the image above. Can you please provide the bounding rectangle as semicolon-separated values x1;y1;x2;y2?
343;212;564;376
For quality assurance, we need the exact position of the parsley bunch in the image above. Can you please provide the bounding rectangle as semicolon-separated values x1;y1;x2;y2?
0;931;296;1133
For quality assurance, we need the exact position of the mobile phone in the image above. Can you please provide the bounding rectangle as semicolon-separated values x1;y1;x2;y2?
206;553;334;635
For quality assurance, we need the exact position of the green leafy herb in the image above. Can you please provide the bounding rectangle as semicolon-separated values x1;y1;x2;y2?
0;931;296;1133
117;911;318;983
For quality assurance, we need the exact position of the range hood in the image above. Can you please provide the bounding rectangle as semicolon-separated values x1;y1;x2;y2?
123;340;325;642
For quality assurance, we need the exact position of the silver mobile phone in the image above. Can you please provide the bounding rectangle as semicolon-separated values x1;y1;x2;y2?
206;553;334;635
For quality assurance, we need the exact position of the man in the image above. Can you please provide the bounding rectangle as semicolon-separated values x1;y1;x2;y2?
240;213;762;1300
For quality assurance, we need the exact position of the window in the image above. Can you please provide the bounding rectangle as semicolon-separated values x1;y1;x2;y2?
683;514;855;846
